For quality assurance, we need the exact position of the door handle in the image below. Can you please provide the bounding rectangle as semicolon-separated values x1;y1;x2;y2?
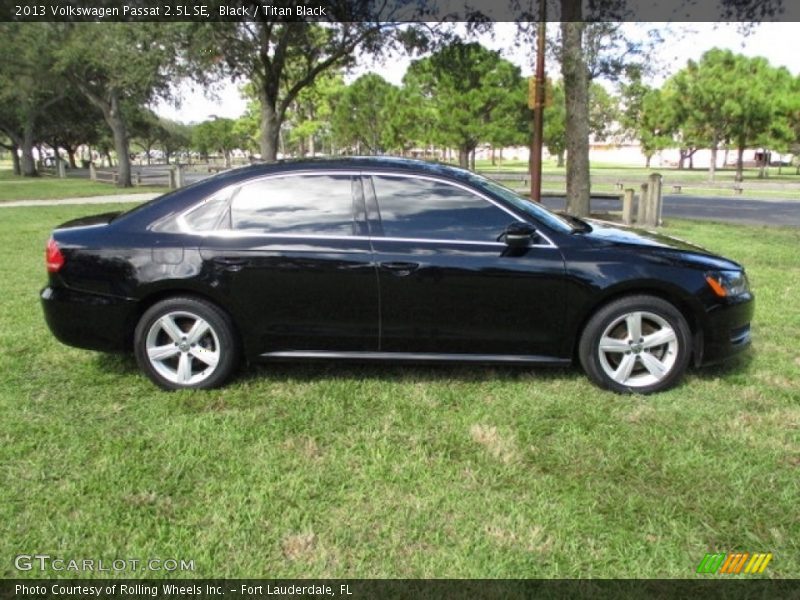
212;256;248;271
380;261;420;276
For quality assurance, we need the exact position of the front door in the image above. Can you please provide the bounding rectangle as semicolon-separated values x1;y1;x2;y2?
365;174;567;357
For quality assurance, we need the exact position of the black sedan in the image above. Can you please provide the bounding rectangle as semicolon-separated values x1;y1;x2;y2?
41;157;753;393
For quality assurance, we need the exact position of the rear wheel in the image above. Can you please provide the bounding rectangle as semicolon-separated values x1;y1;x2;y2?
134;297;238;390
579;295;692;394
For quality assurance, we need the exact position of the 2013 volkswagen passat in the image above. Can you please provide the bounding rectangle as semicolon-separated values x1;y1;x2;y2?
41;158;753;393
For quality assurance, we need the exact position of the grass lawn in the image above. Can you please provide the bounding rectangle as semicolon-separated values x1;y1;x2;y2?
0;169;169;202
1;204;798;579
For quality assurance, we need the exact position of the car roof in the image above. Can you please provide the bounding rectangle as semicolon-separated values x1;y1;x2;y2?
114;157;484;229
211;156;474;182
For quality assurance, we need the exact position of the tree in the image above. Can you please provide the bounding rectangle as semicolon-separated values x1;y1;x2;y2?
542;80;620;168
381;85;423;157
0;23;65;176
331;73;395;155
192;118;245;167
284;69;344;157
40;94;106;169
189;12;428;162
522;1;780;215
130;108;165;165
54;23;182;187
542;81;567;167
666;50;795;181
157;118;192;165
404;41;525;169
0;133;21;175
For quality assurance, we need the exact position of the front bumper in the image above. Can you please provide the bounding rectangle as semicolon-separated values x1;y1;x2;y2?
41;286;138;353
698;293;754;365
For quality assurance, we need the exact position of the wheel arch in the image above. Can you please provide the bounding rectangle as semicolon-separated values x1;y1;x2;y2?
571;281;706;367
126;288;244;356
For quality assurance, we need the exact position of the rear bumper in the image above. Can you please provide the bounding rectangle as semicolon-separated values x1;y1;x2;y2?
699;293;754;365
41;286;137;353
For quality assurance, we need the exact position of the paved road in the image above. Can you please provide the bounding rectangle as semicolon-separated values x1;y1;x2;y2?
3;191;799;227
542;194;800;227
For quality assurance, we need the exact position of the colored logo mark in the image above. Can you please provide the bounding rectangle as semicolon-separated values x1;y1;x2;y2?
696;552;772;574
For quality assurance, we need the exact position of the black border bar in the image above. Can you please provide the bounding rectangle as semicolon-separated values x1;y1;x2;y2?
1;0;799;22
3;579;800;600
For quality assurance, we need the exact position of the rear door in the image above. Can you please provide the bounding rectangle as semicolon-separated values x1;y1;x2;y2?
365;173;567;357
199;172;378;356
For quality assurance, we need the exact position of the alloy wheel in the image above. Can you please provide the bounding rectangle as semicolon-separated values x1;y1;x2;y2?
596;310;679;388
144;311;221;386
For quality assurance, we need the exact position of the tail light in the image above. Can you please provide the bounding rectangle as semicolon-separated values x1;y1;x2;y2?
46;238;65;273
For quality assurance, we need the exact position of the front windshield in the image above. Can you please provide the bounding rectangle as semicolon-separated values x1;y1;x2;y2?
467;174;575;233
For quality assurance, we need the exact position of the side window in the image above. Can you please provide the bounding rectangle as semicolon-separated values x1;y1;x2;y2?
231;174;356;236
182;192;230;231
371;175;513;242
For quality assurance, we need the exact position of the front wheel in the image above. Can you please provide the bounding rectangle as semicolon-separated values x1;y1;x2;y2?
134;297;239;390
578;295;692;394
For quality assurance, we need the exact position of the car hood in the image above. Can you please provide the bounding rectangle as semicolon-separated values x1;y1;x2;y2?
578;219;742;270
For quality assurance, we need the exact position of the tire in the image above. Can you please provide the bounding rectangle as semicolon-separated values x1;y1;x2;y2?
134;296;239;390
578;295;692;394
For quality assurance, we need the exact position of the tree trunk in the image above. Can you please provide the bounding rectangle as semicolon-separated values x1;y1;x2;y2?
758;150;767;179
645;154;652;169
66;147;77;169
470;147;476;171
678;149;686;170
225;151;231;168
11;143;21;175
458;146;469;169
95;92;132;187
20;120;37;177
51;142;62;174
709;136;718;182
735;144;745;182
491;146;496;166
260;93;280;162
557;151;565;168
561;20;591;217
109;117;131;187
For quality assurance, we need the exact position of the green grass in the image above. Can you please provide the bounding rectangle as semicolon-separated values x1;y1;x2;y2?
0;169;169;202
1;204;798;579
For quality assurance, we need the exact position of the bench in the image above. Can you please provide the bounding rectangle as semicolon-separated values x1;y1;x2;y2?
672;185;682;194
733;183;744;195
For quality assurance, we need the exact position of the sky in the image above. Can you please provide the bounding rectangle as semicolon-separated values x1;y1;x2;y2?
153;22;800;124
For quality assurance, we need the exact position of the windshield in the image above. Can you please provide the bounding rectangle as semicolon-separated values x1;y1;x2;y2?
467;174;575;233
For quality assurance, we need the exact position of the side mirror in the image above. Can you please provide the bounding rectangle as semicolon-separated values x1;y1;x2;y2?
502;222;537;248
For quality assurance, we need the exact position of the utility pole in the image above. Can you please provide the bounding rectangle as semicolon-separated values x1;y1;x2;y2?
529;0;547;202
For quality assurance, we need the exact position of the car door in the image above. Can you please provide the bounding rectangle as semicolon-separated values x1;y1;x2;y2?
365;173;567;357
199;172;379;356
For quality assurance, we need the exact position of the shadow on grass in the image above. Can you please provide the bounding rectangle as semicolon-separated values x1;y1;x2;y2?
692;349;755;380
94;349;754;389
94;352;139;374
239;360;579;386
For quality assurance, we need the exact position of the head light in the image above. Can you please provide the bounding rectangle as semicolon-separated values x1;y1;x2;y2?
705;270;749;298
